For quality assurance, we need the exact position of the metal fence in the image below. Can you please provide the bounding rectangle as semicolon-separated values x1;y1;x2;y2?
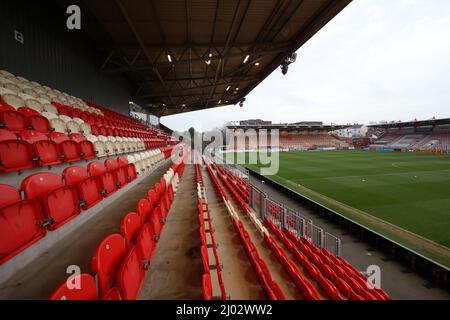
325;232;341;257
249;185;266;218
265;198;284;227
247;182;341;256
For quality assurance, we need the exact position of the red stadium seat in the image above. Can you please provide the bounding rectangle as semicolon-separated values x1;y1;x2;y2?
136;198;153;224
88;161;117;196
21;172;80;230
120;212;141;251
136;223;157;266
28;115;51;133
48;132;81;163
0;103;15;113
92;234;126;298
0;110;28;133
201;245;210;273
0;128;34;172
0;184;21;208
62;166;102;210
151;206;163;238
0;185;46;265
69;133;86;143
49;274;98;300
79;140;96;160
20;130;62;167
103;287;121;300
202;273;212;300
18;107;40;117
270;281;286;300
105;158;127;187
117;247;146;300
90;124;100;136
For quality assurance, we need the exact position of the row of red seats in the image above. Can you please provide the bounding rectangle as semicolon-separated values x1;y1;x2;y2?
232;217;286;300
266;219;390;300
214;164;251;215
196;164;227;300
215;164;250;203
283;228;390;300
265;220;337;300
0;129;95;172
204;162;284;300
205;165;227;201
0;157;137;265
49;154;189;300
53;101;148;134
218;168;250;203
0;109;53;133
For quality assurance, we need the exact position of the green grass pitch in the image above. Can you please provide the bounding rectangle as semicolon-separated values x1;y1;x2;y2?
232;150;450;267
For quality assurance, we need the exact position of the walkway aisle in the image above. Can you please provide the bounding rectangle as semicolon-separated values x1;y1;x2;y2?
0;161;172;300
201;166;266;300
209;167;303;300
139;165;203;300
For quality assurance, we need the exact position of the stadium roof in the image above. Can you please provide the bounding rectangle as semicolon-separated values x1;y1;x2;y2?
368;118;450;129
59;0;352;116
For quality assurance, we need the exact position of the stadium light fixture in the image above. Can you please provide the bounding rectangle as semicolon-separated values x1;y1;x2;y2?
243;55;250;63
255;62;260;66
218;100;222;104
205;52;212;65
167;54;172;63
226;85;231;91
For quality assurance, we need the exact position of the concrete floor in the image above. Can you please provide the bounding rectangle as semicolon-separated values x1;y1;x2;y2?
139;165;203;300
250;176;450;300
0;161;172;300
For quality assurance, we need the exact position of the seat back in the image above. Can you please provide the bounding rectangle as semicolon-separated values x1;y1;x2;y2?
21;172;62;202
20;130;47;144
0;132;34;172
63;166;101;209
69;133;86;143
136;198;152;224
62;166;88;185
92;234;126;298
59;140;81;162
120;212;141;250
21;172;80;229
0;184;21;209
0;199;46;265
88;161;107;177
202;274;213;300
49;274;98;300
78;140;95;160
88;161;116;196
117;247;145;300
28;115;51;133
201;245;209;274
32;139;62;166
18;107;40;117
136;223;156;262
103;287;121;300
0;110;28;132
105;158;119;172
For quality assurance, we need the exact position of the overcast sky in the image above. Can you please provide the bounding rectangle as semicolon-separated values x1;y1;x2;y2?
161;0;450;132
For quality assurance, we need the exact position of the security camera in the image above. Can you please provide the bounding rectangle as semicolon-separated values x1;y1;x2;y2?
280;52;297;75
239;98;246;108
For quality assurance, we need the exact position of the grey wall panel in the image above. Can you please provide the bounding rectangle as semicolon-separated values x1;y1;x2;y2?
0;1;133;115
